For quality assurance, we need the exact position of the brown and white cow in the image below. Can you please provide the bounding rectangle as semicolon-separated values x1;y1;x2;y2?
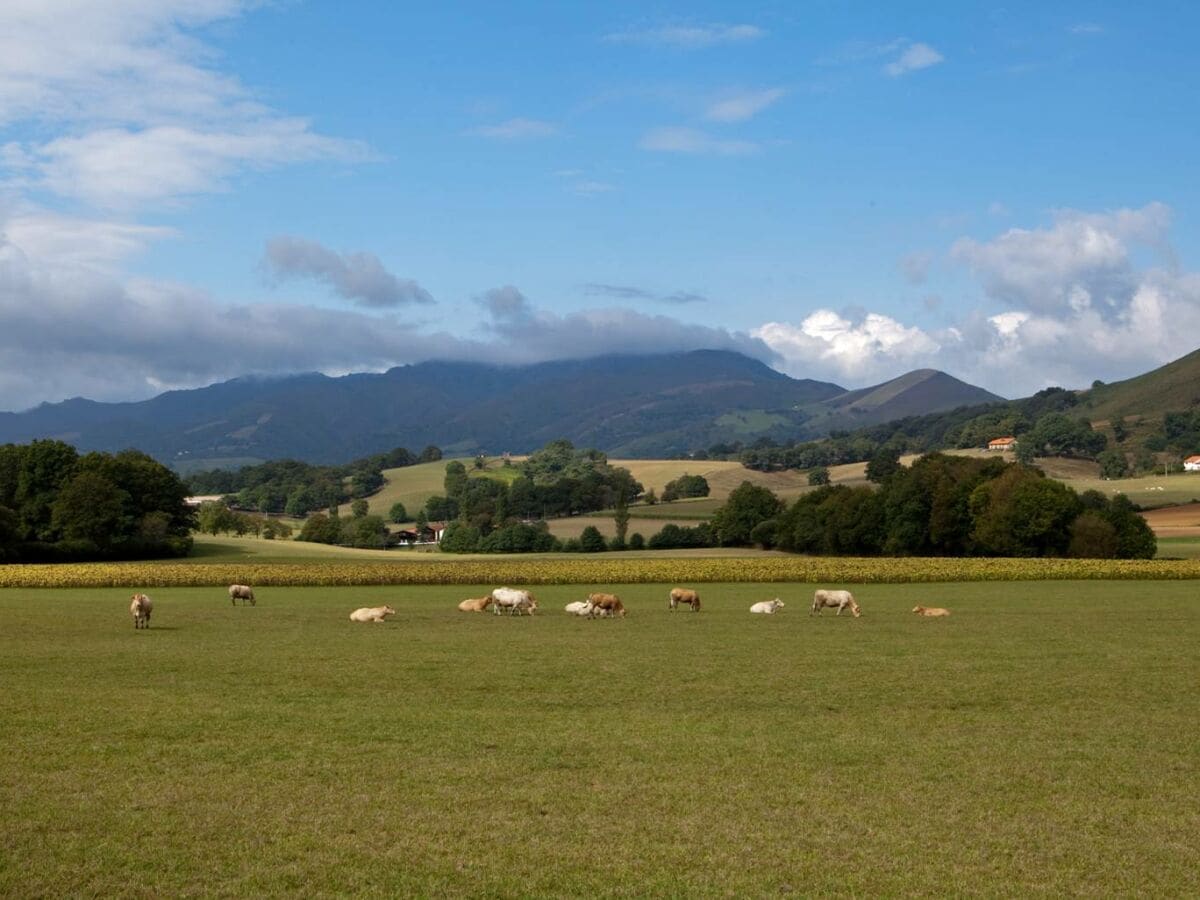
668;588;701;611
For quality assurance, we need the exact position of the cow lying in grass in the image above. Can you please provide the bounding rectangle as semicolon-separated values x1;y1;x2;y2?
913;605;951;617
812;589;861;618
749;599;784;614
668;588;701;611
565;600;594;616
458;595;493;613
130;593;153;629
349;605;396;623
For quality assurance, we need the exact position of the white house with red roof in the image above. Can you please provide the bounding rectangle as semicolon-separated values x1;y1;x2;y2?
987;436;1017;451
1184;455;1200;472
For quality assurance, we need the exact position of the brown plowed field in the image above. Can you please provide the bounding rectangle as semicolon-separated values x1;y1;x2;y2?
1142;502;1200;536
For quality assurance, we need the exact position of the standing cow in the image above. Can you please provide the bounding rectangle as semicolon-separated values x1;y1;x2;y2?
130;593;153;629
492;587;538;616
812;589;861;617
668;588;701;611
229;584;255;606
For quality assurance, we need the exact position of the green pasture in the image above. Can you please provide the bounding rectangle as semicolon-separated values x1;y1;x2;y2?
2;582;1197;897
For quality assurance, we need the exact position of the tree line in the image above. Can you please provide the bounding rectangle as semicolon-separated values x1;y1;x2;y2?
0;440;194;561
186;444;442;516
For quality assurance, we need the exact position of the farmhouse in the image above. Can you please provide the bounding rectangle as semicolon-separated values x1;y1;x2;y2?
392;522;448;546
987;436;1017;451
1184;455;1200;472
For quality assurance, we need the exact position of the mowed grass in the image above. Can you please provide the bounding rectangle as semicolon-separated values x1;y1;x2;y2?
2;583;1197;897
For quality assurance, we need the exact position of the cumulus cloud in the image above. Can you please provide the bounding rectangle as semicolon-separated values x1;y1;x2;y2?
758;202;1200;397
883;42;945;77
465;118;558;140
951;203;1170;316
604;23;765;49
639;127;758;156
754;311;945;384
704;88;786;123
264;237;433;308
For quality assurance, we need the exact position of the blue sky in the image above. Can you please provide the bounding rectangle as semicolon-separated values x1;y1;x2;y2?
1;1;1199;411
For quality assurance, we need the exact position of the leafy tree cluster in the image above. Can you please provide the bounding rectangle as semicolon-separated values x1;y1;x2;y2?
426;441;644;553
1143;409;1200;458
296;510;390;549
661;474;710;501
0;440;194;561
194;502;293;540
1014;413;1107;463
186;445;427;516
733;453;1153;559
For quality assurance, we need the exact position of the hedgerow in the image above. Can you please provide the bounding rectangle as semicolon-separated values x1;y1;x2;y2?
1;556;1199;588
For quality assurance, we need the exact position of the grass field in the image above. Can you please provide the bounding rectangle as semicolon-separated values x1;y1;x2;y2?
2;582;1197;896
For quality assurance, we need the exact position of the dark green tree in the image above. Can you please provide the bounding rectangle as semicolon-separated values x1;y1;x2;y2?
710;481;783;546
388;501;409;523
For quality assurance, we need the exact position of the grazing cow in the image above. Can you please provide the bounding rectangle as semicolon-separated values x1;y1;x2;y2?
565;600;594;616
228;584;255;606
349;605;396;623
130;593;153;629
668;588;701;612
492;587;537;616
749;598;785;615
812;589;861;618
913;605;951;617
458;595;494;613
588;592;626;618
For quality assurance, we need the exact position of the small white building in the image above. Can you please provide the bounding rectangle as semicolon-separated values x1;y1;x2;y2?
1184;455;1200;472
987;436;1017;451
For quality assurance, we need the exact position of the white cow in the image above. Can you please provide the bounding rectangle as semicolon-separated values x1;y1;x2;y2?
750;599;785;615
493;587;537;616
811;589;861;618
565;600;594;616
228;584;255;606
130;593;153;629
349;605;396;623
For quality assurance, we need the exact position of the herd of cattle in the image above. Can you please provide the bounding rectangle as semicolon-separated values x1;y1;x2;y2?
131;585;953;627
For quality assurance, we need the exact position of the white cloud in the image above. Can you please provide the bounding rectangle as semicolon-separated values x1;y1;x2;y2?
884;42;945;77
639;127;758;156
604;23;765;49
0;2;365;211
754;311;944;384
1069;23;1105;36
704;88;786;123
465;118;558;140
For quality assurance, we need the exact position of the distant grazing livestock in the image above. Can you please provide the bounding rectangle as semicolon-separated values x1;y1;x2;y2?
812;589;861;618
588;592;627;618
492;587;538;616
130;593;153;629
750;599;785;615
349;605;396;623
228;584;255;606
913;605;951;617
668;588;701;611
565;600;594;616
458;595;494;613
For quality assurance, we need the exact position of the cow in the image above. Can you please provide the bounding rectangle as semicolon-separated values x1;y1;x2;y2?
588;592;627;618
458;596;494;613
668;588;701;612
812;589;861;618
349;605;396;623
749;599;785;615
913;605;951;617
566;600;596;617
228;584;255;606
130;593;153;629
492;588;537;616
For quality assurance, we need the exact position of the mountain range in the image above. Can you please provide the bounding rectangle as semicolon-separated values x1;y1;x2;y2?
0;351;1003;467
